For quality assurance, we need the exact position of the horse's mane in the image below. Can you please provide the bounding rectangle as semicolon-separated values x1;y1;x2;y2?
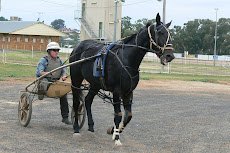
121;24;150;44
121;33;137;44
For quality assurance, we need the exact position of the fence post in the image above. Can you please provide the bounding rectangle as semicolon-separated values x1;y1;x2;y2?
168;63;170;74
32;45;33;58
2;49;5;64
4;49;6;64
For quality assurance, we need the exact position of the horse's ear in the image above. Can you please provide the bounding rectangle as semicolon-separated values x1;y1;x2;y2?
156;13;161;26
166;21;172;28
146;22;151;28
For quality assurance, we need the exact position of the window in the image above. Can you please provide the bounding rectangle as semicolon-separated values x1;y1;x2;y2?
25;38;29;42
48;39;52;43
41;38;44;43
99;22;102;37
8;37;10;42
2;37;5;42
17;37;21;42
33;38;36;43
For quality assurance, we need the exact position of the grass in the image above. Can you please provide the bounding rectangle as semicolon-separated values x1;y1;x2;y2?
0;50;70;65
0;63;36;77
140;60;230;76
0;50;230;84
1;63;229;85
139;72;230;84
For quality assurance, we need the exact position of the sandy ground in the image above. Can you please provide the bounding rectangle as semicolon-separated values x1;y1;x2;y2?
1;77;230;152
1;77;229;94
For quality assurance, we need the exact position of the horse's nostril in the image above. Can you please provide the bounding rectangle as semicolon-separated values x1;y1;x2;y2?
166;55;174;62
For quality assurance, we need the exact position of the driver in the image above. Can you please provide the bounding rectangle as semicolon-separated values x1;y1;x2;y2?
36;42;72;125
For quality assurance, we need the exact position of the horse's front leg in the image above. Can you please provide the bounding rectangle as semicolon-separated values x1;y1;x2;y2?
85;89;97;132
112;89;123;146
119;92;133;133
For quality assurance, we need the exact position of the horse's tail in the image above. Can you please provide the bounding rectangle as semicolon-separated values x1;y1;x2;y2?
69;43;82;63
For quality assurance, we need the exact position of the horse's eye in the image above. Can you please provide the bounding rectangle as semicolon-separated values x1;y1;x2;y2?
157;30;163;35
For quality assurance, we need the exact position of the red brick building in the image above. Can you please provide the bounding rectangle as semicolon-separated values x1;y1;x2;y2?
0;21;66;51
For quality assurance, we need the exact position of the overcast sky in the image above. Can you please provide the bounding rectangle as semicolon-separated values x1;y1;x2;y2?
1;0;229;29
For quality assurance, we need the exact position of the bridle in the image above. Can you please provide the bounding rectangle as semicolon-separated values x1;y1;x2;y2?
147;24;174;56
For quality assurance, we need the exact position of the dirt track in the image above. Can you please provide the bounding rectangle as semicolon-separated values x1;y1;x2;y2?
0;79;230;152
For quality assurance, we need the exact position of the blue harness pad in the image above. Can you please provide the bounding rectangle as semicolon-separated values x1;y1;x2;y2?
93;43;117;77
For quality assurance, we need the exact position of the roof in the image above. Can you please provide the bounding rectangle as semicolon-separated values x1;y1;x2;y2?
0;21;67;37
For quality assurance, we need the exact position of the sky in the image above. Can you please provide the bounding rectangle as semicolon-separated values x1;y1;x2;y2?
0;0;229;30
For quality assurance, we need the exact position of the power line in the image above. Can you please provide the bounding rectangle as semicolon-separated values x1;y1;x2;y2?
40;0;79;7
2;0;154;15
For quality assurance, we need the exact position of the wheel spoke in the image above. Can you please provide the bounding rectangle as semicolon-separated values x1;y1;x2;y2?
24;109;29;115
21;112;24;120
24;104;29;110
22;112;27;121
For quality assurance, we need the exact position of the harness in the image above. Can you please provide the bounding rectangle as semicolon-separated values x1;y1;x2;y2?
147;24;174;56
93;43;117;90
71;24;174;100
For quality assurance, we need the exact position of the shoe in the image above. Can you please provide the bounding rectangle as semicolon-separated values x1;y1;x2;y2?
38;84;45;100
62;118;72;125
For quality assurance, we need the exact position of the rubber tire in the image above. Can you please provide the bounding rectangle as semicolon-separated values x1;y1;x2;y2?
18;92;32;127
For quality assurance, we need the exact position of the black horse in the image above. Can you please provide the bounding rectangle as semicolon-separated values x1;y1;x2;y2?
69;13;175;146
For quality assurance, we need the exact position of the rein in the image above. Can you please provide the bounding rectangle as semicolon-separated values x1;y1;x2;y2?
65;24;174;99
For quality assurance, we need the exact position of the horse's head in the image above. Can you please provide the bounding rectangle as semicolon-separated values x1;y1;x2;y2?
148;13;175;65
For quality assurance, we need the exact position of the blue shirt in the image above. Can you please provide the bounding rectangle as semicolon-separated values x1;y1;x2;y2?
36;55;67;77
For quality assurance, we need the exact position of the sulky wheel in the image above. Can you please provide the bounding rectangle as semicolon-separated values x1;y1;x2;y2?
18;92;32;127
71;101;86;129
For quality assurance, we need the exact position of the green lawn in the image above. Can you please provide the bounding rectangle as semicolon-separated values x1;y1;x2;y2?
1;50;230;84
0;63;36;77
1;63;230;85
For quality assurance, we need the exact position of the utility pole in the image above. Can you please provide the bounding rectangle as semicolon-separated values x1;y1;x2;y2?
163;0;166;24
214;8;218;66
113;0;118;42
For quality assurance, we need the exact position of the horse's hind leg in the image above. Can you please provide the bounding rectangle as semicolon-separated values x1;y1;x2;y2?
72;79;83;135
85;88;97;132
70;65;84;136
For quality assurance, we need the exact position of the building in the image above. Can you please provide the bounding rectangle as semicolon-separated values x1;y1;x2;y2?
10;16;22;21
59;28;77;35
75;0;122;42
0;21;66;51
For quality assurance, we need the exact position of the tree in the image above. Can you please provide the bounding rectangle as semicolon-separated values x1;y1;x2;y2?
121;16;155;38
51;19;66;30
121;16;230;55
133;18;155;31
121;16;134;38
0;16;8;21
171;18;230;55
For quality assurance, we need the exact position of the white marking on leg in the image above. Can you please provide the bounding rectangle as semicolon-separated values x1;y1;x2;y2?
73;133;81;139
112;127;120;140
118;122;125;133
115;139;122;146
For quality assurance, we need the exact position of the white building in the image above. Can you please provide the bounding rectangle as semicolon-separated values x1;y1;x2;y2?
75;0;122;42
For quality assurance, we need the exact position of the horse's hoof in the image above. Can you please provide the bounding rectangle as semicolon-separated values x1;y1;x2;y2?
107;126;114;135
88;129;94;132
73;133;81;138
114;140;122;146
